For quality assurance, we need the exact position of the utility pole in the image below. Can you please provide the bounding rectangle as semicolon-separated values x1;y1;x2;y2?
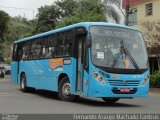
33;10;35;19
125;0;129;26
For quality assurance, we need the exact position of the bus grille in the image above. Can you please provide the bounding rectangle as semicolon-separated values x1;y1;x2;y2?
108;80;140;86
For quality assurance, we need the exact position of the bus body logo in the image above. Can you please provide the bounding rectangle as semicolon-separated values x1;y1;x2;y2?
49;58;63;69
123;80;128;85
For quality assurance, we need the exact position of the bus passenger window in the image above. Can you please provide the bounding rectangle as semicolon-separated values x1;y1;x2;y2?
12;44;17;61
65;43;72;56
29;39;42;59
22;41;30;60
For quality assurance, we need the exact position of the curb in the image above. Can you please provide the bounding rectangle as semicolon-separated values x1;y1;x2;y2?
150;88;160;93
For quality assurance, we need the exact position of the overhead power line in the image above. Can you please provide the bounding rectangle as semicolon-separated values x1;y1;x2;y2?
0;6;36;11
0;5;37;19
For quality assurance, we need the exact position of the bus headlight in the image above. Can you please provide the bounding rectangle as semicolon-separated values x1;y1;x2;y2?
93;72;99;78
93;71;106;84
142;76;149;85
98;76;103;82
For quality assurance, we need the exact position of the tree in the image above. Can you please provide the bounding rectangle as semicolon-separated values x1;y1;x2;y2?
55;0;77;18
0;10;10;59
34;5;60;34
141;21;160;71
35;0;107;33
103;0;121;23
0;10;10;40
1;16;34;61
142;21;160;47
55;0;106;28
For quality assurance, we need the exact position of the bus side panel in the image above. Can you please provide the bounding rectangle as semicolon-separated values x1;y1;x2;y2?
41;58;76;93
19;61;38;88
61;58;75;94
82;69;89;96
11;61;18;84
18;58;76;93
70;58;77;94
38;59;57;91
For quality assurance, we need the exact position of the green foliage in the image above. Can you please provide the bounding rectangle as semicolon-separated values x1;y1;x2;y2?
1;16;34;59
0;10;10;39
34;5;59;34
5;58;11;65
150;71;160;88
55;0;77;17
35;0;106;33
0;10;10;59
6;18;34;43
56;0;106;28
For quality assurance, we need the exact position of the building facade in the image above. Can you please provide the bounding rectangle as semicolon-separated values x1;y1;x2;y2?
122;0;160;73
123;0;160;26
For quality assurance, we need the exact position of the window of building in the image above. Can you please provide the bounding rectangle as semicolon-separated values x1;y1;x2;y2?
129;8;137;26
145;3;153;16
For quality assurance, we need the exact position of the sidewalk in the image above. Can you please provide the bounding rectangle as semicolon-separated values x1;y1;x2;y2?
150;88;160;93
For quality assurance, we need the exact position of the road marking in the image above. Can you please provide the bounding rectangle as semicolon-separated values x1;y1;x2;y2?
0;79;10;82
0;93;17;96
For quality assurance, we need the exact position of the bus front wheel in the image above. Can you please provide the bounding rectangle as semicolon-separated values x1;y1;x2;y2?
58;77;75;102
102;98;120;103
20;74;29;92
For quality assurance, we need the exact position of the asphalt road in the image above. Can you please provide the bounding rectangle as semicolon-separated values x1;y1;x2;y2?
0;75;159;114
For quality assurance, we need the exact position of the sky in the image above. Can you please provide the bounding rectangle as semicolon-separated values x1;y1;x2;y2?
0;0;56;19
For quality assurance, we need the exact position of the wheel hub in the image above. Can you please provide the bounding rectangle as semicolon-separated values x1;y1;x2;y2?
62;83;71;96
21;78;25;89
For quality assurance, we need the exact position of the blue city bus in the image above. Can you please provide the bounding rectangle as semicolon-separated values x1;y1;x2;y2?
11;22;149;102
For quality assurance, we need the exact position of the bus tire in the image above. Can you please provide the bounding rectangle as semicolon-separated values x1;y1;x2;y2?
58;77;75;102
102;98;120;103
20;74;29;92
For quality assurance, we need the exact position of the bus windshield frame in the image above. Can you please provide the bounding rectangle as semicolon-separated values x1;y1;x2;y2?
90;25;149;74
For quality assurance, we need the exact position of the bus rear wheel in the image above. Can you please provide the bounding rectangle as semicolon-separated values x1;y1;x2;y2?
58;77;75;102
20;74;29;92
102;98;120;103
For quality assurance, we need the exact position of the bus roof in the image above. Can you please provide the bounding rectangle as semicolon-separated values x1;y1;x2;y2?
14;22;138;43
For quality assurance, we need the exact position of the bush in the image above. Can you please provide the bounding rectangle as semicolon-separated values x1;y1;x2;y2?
150;71;160;88
5;58;11;65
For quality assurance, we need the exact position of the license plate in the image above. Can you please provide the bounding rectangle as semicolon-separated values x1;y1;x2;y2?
120;88;130;93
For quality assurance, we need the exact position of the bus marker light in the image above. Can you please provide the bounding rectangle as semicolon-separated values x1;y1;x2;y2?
86;80;88;85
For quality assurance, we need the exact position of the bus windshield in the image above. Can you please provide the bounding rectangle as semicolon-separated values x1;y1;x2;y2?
90;26;148;70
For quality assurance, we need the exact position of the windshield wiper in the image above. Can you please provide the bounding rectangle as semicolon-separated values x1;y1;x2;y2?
111;40;140;71
111;51;121;68
123;46;140;71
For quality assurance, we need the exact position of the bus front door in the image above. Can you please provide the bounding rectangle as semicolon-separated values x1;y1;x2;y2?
76;36;85;92
11;44;20;84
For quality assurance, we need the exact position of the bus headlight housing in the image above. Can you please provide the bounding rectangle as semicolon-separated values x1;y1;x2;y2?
93;71;107;84
142;76;149;85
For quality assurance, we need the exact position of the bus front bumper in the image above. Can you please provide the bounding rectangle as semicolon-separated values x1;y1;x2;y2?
88;83;149;98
